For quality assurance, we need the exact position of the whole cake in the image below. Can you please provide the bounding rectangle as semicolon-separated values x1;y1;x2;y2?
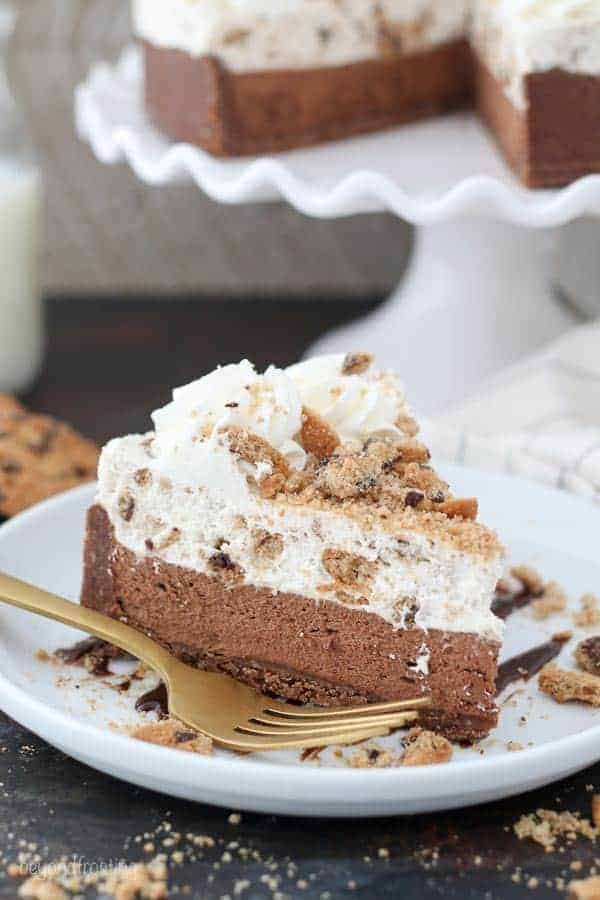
81;354;505;742
132;0;600;186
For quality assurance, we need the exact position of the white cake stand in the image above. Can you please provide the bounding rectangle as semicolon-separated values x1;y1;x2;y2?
76;47;600;414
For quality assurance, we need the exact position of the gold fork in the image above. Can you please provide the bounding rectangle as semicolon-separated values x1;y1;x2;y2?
0;571;430;752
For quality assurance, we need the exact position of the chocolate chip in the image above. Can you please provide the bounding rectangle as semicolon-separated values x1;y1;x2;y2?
175;730;198;744
431;490;445;503
1;460;21;474
368;748;381;762
405;490;425;508
225;402;239;409
28;425;59;455
317;26;332;44
356;475;378;493
145;538;154;551
382;455;403;473
210;551;236;571
118;492;135;522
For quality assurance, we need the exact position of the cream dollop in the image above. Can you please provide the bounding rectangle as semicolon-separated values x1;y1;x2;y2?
286;354;409;444
152;360;306;470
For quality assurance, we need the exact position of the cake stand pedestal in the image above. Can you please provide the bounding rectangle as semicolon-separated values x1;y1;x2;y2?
75;47;600;415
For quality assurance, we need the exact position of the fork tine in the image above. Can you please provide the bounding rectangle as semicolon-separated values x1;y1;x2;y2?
249;711;420;731
217;726;393;752
238;711;418;739
262;696;431;719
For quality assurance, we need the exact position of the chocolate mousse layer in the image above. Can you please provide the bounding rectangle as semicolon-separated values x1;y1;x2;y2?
475;56;600;187
143;39;472;157
82;505;499;742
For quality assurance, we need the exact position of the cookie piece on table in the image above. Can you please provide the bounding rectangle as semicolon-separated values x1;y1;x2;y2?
0;394;24;416
0;406;99;517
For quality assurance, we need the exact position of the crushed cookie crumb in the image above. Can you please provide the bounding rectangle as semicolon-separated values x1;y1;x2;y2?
348;746;397;768
341;352;373;376
436;497;478;520
574;595;600;628
134;467;152;487
299;407;339;461
14;857;169;900
322;547;375;590
575;636;600;676
156;528;181;551
401;728;452;767
130;718;213;756
118;491;135;522
510;565;545;596
539;665;600;707
514;809;598;852
532;581;568;620
208;551;243;581
252;529;284;563
395;413;419;437
224;426;289;478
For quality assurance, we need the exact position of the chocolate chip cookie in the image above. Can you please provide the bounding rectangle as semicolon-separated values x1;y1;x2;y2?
0;405;99;516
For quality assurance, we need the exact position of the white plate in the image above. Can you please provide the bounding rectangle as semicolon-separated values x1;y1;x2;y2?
0;467;599;817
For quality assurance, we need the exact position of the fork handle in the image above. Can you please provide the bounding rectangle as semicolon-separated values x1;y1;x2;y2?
0;571;170;677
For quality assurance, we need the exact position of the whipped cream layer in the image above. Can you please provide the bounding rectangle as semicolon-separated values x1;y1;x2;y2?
96;358;504;641
98;433;503;641
132;0;469;71
472;0;600;108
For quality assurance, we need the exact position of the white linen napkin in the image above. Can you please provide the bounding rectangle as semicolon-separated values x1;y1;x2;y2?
423;321;600;502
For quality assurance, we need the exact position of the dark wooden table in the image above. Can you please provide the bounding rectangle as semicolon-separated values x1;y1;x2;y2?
1;298;597;899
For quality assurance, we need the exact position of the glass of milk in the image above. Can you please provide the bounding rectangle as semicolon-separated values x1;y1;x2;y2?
0;2;43;393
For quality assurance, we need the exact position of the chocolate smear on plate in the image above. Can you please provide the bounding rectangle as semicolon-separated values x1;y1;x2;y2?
135;681;169;719
55;637;131;677
496;634;571;695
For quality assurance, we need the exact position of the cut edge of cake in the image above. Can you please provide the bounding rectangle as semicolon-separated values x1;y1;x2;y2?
132;0;600;186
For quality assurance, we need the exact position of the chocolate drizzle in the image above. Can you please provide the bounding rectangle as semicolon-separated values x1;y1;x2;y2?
491;583;541;621
496;635;569;696
135;681;169;719
55;637;126;676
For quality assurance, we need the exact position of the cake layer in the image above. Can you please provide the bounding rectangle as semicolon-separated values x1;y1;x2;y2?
81;505;500;742
476;56;600;187
143;39;472;156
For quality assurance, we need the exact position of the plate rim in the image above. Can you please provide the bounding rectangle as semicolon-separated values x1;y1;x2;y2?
0;471;599;796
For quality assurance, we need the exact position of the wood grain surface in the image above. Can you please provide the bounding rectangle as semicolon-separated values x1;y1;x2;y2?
0;297;595;900
10;0;411;298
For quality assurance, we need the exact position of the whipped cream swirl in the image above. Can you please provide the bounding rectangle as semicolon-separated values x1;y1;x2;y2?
286;354;409;444
152;359;306;470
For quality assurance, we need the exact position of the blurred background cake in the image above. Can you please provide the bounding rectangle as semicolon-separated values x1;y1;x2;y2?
133;0;600;186
133;0;472;157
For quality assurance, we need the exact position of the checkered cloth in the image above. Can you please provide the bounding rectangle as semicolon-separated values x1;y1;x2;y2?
424;322;600;502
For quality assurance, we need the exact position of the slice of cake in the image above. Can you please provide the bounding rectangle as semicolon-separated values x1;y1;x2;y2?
133;0;472;156
472;0;600;187
81;354;504;742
